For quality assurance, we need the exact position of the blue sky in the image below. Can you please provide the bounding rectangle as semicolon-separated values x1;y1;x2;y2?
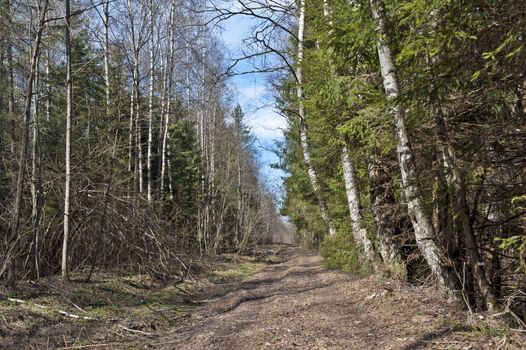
217;11;289;203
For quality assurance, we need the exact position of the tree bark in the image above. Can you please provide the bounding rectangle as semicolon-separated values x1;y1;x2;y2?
369;0;458;293
5;0;48;284
147;0;154;202
341;144;378;269
62;0;73;282
160;0;175;197
31;55;43;279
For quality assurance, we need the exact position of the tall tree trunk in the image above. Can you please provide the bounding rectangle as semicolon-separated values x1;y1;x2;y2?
341;144;378;269
126;0;142;194
7;0;16;185
45;48;50;121
62;0;72;282
31;55;43;279
147;0;154;202
5;0;48;284
160;0;175;197
297;0;336;236
369;0;458;293
134;55;142;194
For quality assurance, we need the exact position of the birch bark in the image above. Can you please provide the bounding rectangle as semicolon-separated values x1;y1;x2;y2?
341;145;377;269
62;0;72;281
297;0;336;236
147;0;154;202
369;0;458;292
31;55;43;279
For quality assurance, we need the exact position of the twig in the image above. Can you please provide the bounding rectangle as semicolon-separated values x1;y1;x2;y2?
68;299;88;314
117;325;152;336
7;297;26;303
57;344;114;349
58;310;93;320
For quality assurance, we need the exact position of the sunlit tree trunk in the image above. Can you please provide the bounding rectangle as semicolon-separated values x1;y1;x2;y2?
31;55;43;279
369;0;458;293
341;144;377;269
147;0;154;202
62;0;73;282
45;48;50;121
160;0;175;197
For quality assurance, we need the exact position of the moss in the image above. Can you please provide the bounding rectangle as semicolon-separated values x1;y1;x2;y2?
260;255;282;264
213;262;266;279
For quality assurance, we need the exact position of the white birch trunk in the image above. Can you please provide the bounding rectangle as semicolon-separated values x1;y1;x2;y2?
160;0;175;196
147;0;154;202
297;0;336;236
135;57;142;193
369;0;457;292
45;48;50;121
103;0;110;120
341;145;377;269
62;0;72;281
31;55;43;279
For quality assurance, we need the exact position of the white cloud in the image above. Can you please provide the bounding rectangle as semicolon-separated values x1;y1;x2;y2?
248;107;287;141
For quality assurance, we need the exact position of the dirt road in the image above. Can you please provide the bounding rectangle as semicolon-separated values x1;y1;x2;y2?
156;247;522;349
2;247;523;349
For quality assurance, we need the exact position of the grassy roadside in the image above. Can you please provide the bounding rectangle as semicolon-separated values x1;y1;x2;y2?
0;246;286;349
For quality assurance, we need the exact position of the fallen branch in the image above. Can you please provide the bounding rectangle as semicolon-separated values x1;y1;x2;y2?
57;343;114;349
7;297;26;303
117;324;152;336
58;310;93;320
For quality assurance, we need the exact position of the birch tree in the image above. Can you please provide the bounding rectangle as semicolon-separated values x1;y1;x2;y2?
296;0;336;236
368;0;458;293
62;0;73;282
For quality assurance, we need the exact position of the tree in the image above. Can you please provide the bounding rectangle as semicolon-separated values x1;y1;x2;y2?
62;0;73;282
5;0;49;284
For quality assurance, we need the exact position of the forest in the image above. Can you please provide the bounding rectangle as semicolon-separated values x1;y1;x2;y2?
1;0;526;348
0;0;288;285
278;0;526;316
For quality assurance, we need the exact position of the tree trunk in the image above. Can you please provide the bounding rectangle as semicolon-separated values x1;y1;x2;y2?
297;0;336;236
147;0;154;202
5;0;48;284
341;144;378;269
31;55;43;279
62;0;72;282
134;55;142;194
160;0;175;197
369;0;458;293
45;48;50;121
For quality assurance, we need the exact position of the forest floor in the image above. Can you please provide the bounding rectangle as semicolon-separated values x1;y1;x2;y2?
1;246;525;349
